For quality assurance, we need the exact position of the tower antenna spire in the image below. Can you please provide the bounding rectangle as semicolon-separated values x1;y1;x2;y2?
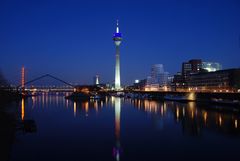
116;20;119;33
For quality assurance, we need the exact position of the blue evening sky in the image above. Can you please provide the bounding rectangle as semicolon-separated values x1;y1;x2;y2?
0;0;240;85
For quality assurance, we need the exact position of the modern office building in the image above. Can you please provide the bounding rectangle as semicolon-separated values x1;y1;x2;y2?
172;59;240;92
150;64;168;86
172;72;185;90
113;20;122;90
144;64;170;91
182;59;202;78
202;62;222;72
188;68;240;92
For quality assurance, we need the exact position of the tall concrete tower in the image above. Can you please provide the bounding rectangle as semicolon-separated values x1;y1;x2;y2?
113;20;122;90
94;75;100;85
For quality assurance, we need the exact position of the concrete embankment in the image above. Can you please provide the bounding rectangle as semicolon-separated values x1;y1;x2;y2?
127;91;240;104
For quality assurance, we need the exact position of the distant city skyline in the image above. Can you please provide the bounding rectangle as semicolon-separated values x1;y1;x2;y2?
0;0;240;85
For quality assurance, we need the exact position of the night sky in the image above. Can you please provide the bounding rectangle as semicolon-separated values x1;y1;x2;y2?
0;0;240;85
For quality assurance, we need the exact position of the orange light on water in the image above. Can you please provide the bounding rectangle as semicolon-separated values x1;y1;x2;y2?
203;112;207;124
176;107;179;121
74;101;77;117
219;116;222;126
21;98;25;120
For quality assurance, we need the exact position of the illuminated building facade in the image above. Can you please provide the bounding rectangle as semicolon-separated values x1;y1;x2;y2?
202;62;222;72
173;59;239;92
182;59;202;78
113;20;122;90
188;68;240;92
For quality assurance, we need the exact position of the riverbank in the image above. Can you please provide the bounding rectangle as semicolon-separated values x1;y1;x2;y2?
125;91;240;105
0;90;21;105
0;100;18;161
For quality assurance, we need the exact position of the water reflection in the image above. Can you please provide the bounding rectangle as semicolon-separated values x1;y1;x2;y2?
21;98;25;121
12;95;240;161
69;99;110;117
113;97;121;161
74;101;77;117
130;99;240;136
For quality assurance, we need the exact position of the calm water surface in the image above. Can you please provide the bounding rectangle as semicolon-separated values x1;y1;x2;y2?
10;94;240;161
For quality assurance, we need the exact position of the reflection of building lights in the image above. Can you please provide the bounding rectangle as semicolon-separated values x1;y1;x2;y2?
84;102;89;112
94;101;98;112
188;102;195;109
111;96;115;106
31;96;36;109
42;94;45;107
203;112;207;124
219;116;222;126
160;106;164;116
191;111;194;119
187;92;196;101
163;103;167;113
21;98;25;120
143;100;158;113
66;99;69;108
235;119;238;128
46;94;48;106
195;109;198;116
74;102;77;117
56;95;59;106
188;102;195;119
105;97;109;103
176;107;179;121
182;108;185;117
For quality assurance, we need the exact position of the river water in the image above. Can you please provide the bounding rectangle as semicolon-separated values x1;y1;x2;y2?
9;94;240;161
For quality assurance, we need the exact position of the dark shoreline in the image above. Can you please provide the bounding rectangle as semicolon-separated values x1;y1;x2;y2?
0;89;22;161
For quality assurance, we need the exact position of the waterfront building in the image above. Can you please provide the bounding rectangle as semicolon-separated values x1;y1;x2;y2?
172;72;185;90
182;59;202;78
151;64;164;84
150;64;169;86
173;59;228;91
113;20;122;90
146;76;152;86
133;79;147;90
160;72;169;86
144;64;170;91
174;59;204;90
188;68;240;92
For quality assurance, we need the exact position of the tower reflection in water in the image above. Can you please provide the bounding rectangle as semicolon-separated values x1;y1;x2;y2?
113;97;122;161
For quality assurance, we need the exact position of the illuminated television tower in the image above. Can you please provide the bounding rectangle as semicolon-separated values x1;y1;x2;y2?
113;20;122;90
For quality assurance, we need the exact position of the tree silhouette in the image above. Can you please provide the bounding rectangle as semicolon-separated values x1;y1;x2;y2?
0;70;8;88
